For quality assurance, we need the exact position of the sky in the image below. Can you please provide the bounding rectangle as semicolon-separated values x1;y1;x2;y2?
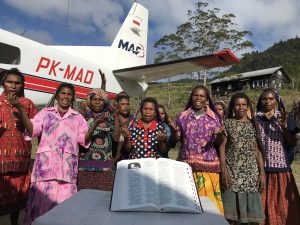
0;0;299;66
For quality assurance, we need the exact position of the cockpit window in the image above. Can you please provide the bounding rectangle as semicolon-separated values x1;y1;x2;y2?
0;42;21;65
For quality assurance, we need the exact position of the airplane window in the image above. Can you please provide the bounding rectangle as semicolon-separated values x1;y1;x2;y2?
0;42;21;65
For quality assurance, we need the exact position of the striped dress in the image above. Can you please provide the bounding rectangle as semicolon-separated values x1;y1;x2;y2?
256;111;300;225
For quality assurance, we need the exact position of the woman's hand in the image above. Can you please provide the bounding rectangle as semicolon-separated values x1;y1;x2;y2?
120;127;130;138
278;108;287;128
257;172;266;192
99;69;106;90
6;93;33;136
214;125;224;135
157;131;167;142
221;166;231;191
94;112;110;125
169;122;176;130
7;93;22;111
111;157;119;169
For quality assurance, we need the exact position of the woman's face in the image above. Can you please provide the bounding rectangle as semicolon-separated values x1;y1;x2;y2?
215;104;225;118
261;91;277;112
117;98;130;116
2;74;22;95
56;87;74;110
90;94;105;113
142;102;156;123
233;98;248;119
192;88;207;110
158;107;166;122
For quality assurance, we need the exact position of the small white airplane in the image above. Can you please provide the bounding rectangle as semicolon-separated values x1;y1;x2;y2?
0;2;239;105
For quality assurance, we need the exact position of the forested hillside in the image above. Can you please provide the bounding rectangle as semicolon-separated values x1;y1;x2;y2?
226;37;300;78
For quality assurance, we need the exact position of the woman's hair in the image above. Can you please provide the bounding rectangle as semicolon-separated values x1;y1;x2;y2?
0;68;25;97
256;88;285;112
227;92;265;159
46;82;76;108
115;94;129;103
158;104;171;125
85;88;109;113
185;85;221;122
117;91;130;98
140;97;162;122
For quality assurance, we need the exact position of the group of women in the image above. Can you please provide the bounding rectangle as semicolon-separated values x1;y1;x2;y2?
0;68;300;225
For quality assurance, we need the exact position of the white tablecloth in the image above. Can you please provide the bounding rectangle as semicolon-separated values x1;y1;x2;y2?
33;189;228;225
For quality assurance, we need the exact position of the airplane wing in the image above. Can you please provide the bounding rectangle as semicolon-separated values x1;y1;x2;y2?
113;50;239;82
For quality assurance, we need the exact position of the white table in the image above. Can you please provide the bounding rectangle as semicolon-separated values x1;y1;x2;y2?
33;189;229;225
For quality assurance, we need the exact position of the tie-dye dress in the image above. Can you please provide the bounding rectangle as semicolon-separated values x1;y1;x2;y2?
23;106;89;225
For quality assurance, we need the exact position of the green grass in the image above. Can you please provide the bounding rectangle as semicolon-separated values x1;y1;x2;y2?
133;80;300;120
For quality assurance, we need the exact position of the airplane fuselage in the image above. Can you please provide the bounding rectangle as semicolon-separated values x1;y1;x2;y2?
0;28;146;105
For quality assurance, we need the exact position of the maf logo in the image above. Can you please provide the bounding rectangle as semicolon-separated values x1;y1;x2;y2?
118;39;145;58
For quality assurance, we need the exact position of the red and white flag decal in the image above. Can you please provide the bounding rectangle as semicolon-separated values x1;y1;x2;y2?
133;20;140;26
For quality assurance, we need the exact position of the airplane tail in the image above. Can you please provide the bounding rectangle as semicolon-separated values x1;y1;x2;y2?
111;3;148;69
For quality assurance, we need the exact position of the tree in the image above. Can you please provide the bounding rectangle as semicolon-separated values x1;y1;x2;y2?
154;1;254;84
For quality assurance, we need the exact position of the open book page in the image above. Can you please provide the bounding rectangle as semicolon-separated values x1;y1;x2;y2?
156;159;202;213
110;158;159;211
111;158;202;213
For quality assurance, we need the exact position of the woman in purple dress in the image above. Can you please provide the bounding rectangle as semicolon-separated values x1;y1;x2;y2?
176;85;223;213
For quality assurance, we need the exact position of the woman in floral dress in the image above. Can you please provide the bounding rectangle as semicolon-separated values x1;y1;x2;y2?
77;89;118;191
176;85;223;213
219;92;265;225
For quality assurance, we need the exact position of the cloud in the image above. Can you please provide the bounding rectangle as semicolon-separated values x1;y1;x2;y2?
145;0;300;58
3;0;124;43
141;0;196;37
209;0;300;51
24;29;55;44
150;1;193;28
139;0;198;62
0;17;55;44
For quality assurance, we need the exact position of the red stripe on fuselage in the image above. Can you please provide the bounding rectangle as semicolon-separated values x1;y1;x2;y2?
22;74;116;99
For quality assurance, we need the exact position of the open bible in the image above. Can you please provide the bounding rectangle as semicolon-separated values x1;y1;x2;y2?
110;158;203;213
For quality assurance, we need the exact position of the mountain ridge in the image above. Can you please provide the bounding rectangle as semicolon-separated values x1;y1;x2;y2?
225;37;300;79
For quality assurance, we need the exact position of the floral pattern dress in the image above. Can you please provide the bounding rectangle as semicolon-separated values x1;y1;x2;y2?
176;107;223;213
0;93;37;216
77;114;114;191
176;107;221;172
79;118;113;170
224;119;259;192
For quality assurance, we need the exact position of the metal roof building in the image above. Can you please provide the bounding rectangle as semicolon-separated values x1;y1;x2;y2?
209;66;292;96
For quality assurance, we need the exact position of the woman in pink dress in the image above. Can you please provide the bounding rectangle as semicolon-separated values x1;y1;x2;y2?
8;82;102;225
